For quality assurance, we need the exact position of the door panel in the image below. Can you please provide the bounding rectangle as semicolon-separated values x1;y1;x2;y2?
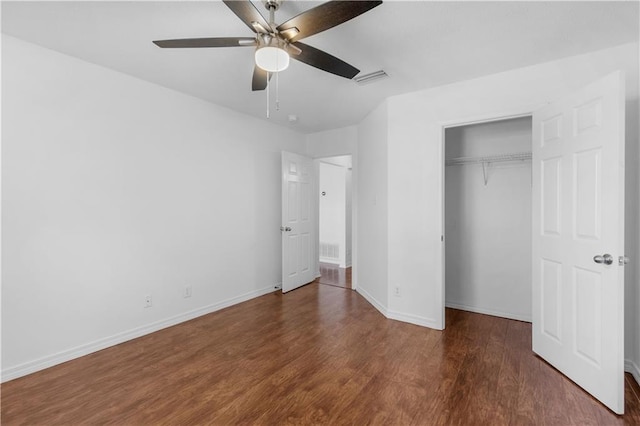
541;258;562;342
574;149;601;239
573;266;601;365
282;152;315;292
532;71;625;414
541;157;561;236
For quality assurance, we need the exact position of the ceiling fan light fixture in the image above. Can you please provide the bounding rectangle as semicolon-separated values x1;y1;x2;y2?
255;45;290;72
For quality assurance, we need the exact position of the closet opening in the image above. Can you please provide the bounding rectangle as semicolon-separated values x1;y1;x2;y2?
444;116;533;323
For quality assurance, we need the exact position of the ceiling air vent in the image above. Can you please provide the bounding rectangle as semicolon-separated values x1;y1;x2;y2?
353;70;388;85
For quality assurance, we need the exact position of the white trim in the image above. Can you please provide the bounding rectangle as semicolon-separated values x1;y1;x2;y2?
356;287;387;316
625;359;640;386
356;287;441;329
387;309;442;329
445;302;532;323
319;257;341;265
439;110;536;129
1;286;275;382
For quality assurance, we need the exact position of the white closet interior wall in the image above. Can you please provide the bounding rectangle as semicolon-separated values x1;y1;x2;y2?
445;116;533;322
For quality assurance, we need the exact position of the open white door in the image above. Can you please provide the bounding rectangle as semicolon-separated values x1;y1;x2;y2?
281;152;315;292
532;71;626;414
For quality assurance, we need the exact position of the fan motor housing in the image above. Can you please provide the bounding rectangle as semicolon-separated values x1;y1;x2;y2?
263;0;282;11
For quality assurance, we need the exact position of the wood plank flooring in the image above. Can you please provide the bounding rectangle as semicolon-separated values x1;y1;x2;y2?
2;283;640;425
313;262;352;289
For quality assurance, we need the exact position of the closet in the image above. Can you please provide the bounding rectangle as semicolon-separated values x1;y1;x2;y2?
444;116;533;322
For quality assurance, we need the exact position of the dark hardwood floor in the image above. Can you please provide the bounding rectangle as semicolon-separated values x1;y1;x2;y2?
2;283;640;425
314;262;352;289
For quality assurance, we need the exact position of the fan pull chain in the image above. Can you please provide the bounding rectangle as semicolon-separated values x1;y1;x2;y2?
266;71;270;119
276;70;280;111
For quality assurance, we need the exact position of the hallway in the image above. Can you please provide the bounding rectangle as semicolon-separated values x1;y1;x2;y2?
314;262;352;289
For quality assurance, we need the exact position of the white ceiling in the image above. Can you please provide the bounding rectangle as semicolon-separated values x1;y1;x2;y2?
2;1;638;133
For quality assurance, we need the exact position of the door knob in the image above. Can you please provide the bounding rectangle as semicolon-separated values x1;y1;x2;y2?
593;254;614;265
619;255;630;266
280;226;292;232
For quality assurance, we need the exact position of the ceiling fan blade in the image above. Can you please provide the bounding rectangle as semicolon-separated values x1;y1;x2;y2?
291;42;359;79
223;0;272;34
277;1;382;42
252;65;274;91
153;37;256;48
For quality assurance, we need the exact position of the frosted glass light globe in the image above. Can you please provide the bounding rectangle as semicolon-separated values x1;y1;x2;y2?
255;46;290;72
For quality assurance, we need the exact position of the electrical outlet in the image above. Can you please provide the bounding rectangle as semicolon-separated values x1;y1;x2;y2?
145;295;152;308
394;286;401;297
183;285;192;298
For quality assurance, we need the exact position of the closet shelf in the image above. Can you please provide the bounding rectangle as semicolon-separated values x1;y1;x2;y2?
446;151;532;186
445;151;532;166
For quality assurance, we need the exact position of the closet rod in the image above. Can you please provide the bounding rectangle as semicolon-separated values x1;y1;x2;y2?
446;151;532;186
445;151;532;167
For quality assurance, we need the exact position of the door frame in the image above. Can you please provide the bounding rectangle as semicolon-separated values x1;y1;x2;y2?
438;108;539;328
312;153;357;290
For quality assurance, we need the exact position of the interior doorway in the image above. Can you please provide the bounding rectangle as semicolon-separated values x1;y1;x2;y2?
444;116;533;322
316;155;353;289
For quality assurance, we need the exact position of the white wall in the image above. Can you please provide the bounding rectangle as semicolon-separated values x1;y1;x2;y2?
445;117;532;322
384;42;639;373
345;169;352;267
1;36;306;380
305;126;357;159
356;102;389;311
319;162;346;266
632;41;640;383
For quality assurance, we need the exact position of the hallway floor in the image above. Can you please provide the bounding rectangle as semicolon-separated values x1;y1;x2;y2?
314;262;352;289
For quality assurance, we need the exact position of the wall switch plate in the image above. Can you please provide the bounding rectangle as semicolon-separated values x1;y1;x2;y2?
145;295;152;308
183;285;192;298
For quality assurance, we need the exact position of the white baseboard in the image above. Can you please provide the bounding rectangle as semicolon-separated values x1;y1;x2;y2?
319;257;341;265
387;309;441;329
1;286;275;382
625;359;640;386
445;301;532;323
356;287;387;317
356;288;441;329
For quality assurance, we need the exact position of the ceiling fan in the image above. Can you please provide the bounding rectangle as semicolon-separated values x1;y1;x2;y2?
153;0;382;91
